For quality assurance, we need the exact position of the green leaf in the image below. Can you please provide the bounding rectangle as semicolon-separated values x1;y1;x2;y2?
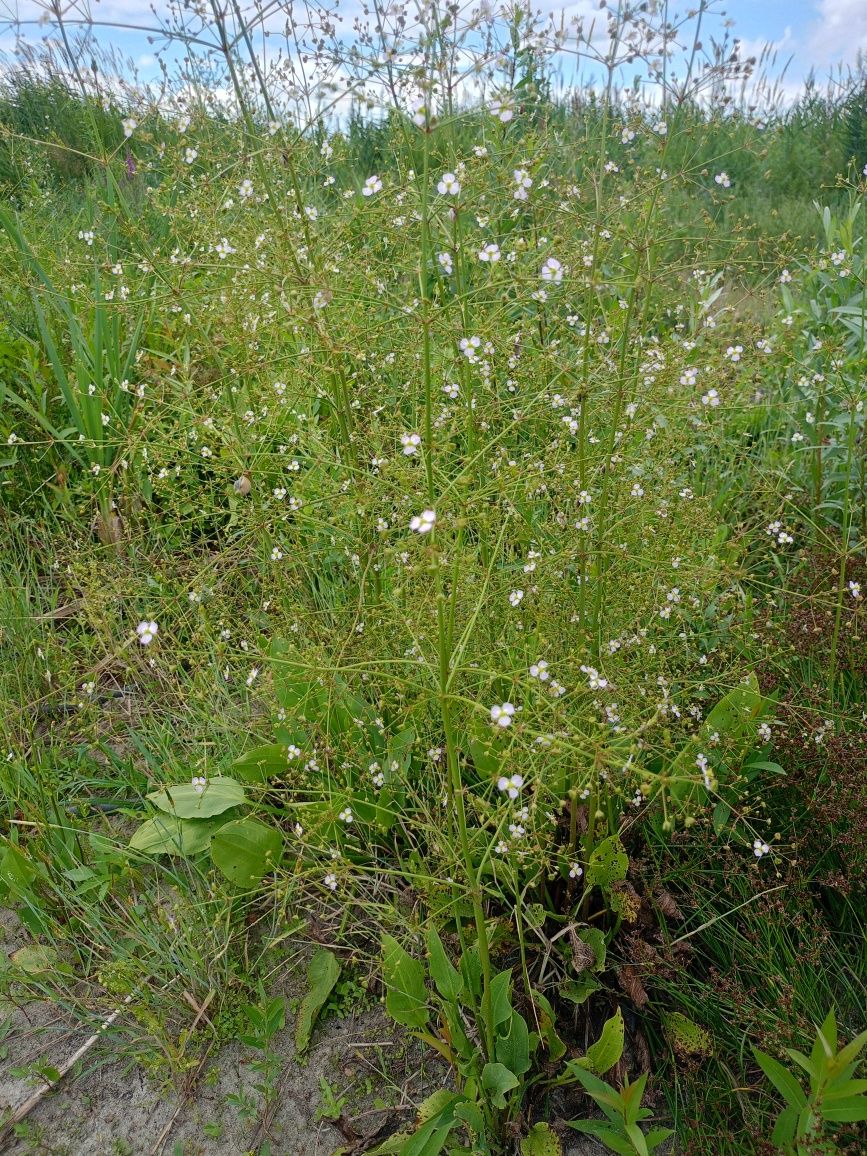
567;1120;634;1156
560;974;601;1006
490;969;514;1028
752;1047;807;1109
453;1100;485;1137
702;675;763;739
820;1097;867;1123
624;1122;650;1156
496;1010;531;1077
382;933;429;1030
645;1128;675;1153
387;727;416;774
10;945;60;975
232;743;297;784
770;1105;798;1147
834;1028;867;1069
577;927;607;971
481;1062;519;1108
459;946;482;1001
585;837;628;890
296;949;341;1054
129;814;227;856
520;1122;562;1155
573;1008;625;1075
417;1090;459;1124
209;818;283;886
426;927;463;1002
147;777;246;819
532;990;567;1062
712;800;732;833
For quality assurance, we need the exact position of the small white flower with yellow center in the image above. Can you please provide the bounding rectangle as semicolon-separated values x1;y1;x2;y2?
497;773;523;799
437;172;461;196
490;703;516;729
191;775;207;795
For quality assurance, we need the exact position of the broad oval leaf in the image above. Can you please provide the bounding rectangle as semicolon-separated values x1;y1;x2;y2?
147;776;246;819
209;817;283;886
382;932;429;1030
130;814;228;856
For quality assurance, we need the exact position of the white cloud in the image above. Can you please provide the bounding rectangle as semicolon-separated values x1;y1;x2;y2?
808;0;867;67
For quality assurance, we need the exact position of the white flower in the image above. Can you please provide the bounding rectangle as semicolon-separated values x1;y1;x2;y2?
489;96;514;123
409;509;436;534
714;172;731;188
779;268;792;284
529;660;549;681
496;772;523;798
702;388;720;407
437;172;461;195
437;252;454;274
569;862;583;879
579;664;607;690
121;117;137;138
191;775;207;795
479;242;501;263
184;147;198;164
362;174;383;197
136;620;158;645
215;238;236;259
753;838;770;858
508;589;524;608
324;872;337;890
757;722;772;743
238;178;254;199
338;807;353;824
411;98;428;128
490;702;516;728
401;432;421;456
513;168;532;201
271;546;283;561
849;581;862;599
540;257;563;283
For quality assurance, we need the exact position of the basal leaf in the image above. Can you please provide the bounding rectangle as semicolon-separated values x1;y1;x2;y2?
209;817;283;886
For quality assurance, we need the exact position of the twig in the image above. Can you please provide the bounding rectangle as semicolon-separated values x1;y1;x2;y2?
0;994;133;1144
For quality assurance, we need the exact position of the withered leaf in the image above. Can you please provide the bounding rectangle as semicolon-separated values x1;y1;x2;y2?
617;964;649;1008
569;927;598;974
654;889;684;921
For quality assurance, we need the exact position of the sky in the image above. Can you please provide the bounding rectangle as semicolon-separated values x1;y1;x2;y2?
0;0;865;104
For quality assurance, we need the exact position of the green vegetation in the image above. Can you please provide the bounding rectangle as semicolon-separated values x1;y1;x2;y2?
0;2;866;1153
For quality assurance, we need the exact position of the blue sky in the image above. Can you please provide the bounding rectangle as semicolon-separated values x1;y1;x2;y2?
0;0;865;100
